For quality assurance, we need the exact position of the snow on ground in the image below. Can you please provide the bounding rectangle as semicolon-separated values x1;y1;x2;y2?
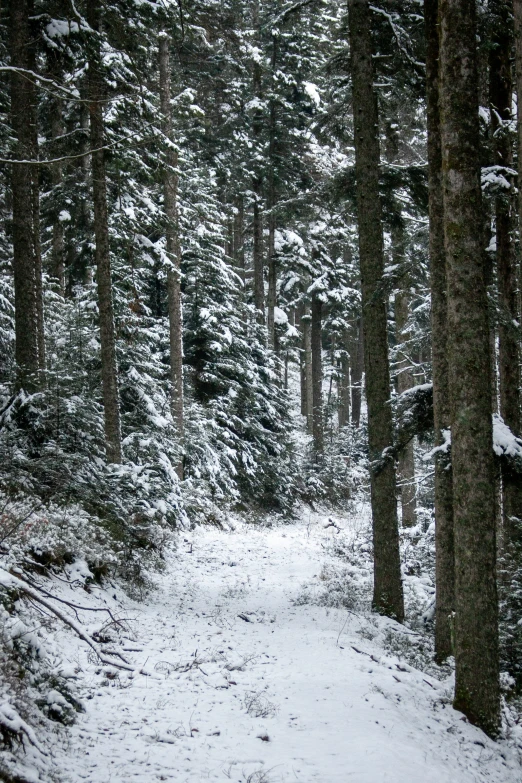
46;513;521;783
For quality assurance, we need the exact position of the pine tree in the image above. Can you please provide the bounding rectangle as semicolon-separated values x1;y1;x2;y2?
348;0;404;622
439;0;500;736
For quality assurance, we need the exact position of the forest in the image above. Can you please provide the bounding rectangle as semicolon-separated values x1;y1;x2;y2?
1;0;522;781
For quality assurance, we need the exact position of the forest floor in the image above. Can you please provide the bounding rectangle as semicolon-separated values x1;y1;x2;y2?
37;509;522;783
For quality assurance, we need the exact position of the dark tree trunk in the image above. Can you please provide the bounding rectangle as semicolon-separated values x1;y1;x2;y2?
515;0;522;344
252;1;264;324
159;33;184;479
424;0;455;663
439;0;500;736
87;0;122;464
491;0;522;541
350;319;363;428
303;300;313;432
338;329;350;429
296;301;307;416
253;193;264;322
267;39;278;349
311;292;323;455
10;0;45;392
395;289;416;528
233;195;245;285
348;0;404;622
48;48;65;293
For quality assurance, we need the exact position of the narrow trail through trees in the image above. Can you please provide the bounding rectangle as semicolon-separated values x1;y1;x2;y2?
53;517;519;783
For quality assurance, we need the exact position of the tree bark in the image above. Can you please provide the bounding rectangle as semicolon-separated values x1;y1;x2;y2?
439;0;499;736
395;289;416;528
424;0;455;663
492;0;522;541
303;300;313;432
338;329;351;429
350;319;364;428
87;0;122;464
348;0;404;622
252;0;264;324
515;0;522;344
10;0;45;392
311;291;323;455
159;33;184;478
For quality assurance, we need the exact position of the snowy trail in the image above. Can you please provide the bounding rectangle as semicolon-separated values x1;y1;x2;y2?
56;517;521;783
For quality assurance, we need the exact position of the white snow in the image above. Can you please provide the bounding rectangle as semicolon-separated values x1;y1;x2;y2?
36;514;522;782
303;82;321;107
493;413;522;459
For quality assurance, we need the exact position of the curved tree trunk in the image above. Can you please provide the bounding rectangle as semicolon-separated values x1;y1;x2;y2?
439;0;500;737
348;0;404;622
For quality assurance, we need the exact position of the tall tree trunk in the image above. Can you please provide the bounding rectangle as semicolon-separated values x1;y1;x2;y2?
253;195;264;322
348;0;404;622
297;301;307;416
252;0;264;324
424;0;455;665
233;195;245;285
515;0;522;348
48;48;65;293
439;0;500;736
491;0;522;541
395;289;416;528
267;207;276;348
303;300;313;432
311;291;323;455
350;319;363;428
267;36;278;348
50;100;65;292
159;33;184;479
338;329;351;429
10;0;45;392
87;0;122;464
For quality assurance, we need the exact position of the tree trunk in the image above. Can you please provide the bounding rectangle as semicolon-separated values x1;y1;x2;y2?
87;0;122;464
350;319;363;428
395;289;416;528
311;292;323;455
303;301;313;432
348;0;404;622
492;0;522;542
338;329;351;429
10;0;45;392
515;0;522;345
439;0;500;736
252;0;264;325
48;48;65;293
51;101;65;292
267;209;277;348
159;33;184;479
424;0;455;663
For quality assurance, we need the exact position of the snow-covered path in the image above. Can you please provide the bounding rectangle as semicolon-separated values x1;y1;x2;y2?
56;517;521;783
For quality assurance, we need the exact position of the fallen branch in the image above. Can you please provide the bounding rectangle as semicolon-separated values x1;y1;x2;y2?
0;569;146;674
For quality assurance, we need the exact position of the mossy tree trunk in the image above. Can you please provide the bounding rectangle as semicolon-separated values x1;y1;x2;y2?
439;0;500;737
159;33;184;479
424;0;455;664
348;0;404;622
87;0;122;464
10;0;45;392
490;0;522;542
